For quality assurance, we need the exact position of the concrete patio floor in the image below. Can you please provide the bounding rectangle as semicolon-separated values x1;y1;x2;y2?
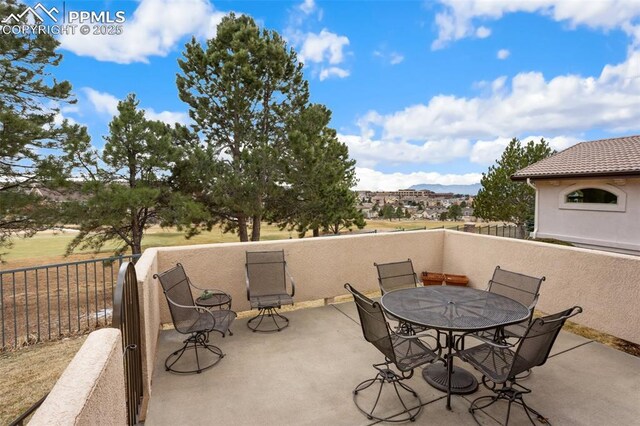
145;302;640;425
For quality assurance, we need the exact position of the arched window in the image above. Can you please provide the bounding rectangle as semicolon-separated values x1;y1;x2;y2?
565;188;618;204
560;184;626;212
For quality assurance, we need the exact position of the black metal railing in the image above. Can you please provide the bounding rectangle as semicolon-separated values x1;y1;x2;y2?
8;393;48;426
0;254;140;350
112;262;143;426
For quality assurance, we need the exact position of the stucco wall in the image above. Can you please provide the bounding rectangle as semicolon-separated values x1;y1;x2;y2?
155;230;445;324
443;231;640;344
535;178;640;254
29;328;126;426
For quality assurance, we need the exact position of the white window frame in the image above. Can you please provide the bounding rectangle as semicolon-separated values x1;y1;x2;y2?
559;183;626;212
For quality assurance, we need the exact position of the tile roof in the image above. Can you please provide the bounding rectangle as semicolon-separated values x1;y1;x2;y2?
512;135;640;180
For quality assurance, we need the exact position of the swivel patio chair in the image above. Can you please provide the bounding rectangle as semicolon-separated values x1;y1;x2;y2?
155;264;236;374
245;250;295;332
472;266;545;343
375;259;441;350
345;283;438;423
458;306;582;425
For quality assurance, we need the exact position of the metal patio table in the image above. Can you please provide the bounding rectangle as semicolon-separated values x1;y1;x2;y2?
381;286;530;410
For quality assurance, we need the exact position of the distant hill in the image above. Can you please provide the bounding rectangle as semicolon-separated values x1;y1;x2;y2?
410;183;482;195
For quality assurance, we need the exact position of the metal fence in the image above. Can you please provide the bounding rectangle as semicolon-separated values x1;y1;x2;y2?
113;262;143;426
0;254;140;350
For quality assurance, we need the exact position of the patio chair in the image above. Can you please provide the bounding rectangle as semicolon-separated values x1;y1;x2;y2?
245;250;295;332
155;264;236;374
474;266;546;343
375;259;441;349
458;306;582;425
345;283;438;423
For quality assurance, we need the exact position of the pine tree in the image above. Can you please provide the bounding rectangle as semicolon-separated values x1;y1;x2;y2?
63;94;203;255
176;13;309;241
473;138;553;236
0;0;80;252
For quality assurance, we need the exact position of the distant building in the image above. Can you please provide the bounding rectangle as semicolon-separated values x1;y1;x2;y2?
512;135;640;255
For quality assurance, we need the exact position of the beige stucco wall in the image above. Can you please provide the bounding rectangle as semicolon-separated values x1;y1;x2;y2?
29;328;126;426
155;230;445;324
443;231;640;344
535;178;640;254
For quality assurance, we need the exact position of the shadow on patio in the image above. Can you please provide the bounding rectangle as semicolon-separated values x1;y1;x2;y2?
145;301;640;425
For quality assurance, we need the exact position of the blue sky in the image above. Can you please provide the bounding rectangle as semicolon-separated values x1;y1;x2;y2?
16;0;640;189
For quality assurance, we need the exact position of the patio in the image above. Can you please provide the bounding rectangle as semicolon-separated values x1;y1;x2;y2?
144;301;640;425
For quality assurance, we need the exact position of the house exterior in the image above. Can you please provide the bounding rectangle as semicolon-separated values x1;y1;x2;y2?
512;135;640;255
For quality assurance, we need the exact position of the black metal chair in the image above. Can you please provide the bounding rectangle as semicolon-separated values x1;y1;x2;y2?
458;306;582;425
155;264;236;374
475;266;546;342
375;259;441;350
245;250;295;332
345;283;438;423
375;259;421;295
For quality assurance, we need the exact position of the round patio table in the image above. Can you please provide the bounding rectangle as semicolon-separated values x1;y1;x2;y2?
381;286;530;410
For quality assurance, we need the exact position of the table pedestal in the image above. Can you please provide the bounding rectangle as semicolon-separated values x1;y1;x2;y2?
423;363;478;394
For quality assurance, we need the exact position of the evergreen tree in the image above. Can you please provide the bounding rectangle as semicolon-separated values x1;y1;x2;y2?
275;104;364;236
0;0;80;253
448;204;462;221
63;94;202;255
473;138;553;236
176;13;308;241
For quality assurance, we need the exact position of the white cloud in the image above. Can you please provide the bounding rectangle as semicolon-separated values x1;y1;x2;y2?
319;67;350;81
475;26;491;38
374;48;404;65
469;135;579;165
83;88;189;125
338;133;471;167
59;0;226;64
145;110;190;125
432;0;640;49
359;51;640;142
299;0;316;15
84;88;119;116
497;49;510;60
299;29;350;65
355;167;482;191
390;52;405;65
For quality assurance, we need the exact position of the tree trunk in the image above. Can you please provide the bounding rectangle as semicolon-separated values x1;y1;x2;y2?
238;215;249;242
251;214;261;241
312;228;319;237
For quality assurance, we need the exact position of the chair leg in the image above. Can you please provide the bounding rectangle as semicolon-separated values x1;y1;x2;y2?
468;380;549;425
352;364;423;423
165;332;225;374
247;307;290;332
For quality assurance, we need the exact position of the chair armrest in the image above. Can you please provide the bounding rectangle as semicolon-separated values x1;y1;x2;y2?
455;329;516;352
164;295;217;328
187;278;228;296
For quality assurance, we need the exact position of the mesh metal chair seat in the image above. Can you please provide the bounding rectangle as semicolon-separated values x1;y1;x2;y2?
246;250;295;332
249;294;294;309
155;264;236;374
459;306;582;425
345;283;437;423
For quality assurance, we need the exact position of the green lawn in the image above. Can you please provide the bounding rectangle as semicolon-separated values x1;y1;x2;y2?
2;220;463;264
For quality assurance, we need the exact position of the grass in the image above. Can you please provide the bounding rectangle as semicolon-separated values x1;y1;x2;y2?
2;219;462;266
0;335;87;425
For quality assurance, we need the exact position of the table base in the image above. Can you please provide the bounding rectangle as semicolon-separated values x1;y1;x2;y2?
423;364;478;394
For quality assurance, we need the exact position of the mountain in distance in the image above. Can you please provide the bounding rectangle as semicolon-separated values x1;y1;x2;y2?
410;183;482;195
